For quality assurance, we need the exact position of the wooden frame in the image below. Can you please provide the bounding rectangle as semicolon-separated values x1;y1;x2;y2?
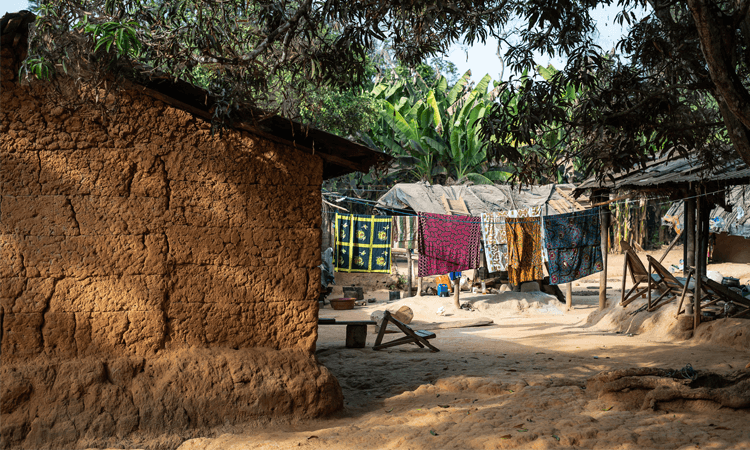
620;241;659;307
440;195;469;216
698;276;750;319
373;311;439;352
646;255;689;311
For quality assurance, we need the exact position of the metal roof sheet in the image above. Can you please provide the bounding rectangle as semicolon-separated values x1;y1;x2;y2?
577;156;750;192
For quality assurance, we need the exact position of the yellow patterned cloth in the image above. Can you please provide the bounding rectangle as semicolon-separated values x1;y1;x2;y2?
481;206;544;273
335;213;392;273
505;216;544;285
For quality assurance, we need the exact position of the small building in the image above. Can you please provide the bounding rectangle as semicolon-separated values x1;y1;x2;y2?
663;185;750;264
1;11;388;450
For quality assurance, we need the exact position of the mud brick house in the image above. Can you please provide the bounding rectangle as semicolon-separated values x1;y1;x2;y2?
0;11;388;450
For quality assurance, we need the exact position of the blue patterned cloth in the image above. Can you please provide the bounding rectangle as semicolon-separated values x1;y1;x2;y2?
335;213;392;273
544;208;603;285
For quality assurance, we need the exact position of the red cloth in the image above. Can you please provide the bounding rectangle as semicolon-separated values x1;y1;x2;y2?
417;212;482;278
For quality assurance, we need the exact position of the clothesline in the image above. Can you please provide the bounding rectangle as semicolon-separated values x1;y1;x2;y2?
332;207;600;285
322;187;728;224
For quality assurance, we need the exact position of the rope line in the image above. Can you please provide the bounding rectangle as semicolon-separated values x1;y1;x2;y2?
321;187;728;224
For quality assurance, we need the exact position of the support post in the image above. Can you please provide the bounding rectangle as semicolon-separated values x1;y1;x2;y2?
453;277;460;309
417;277;423;297
694;194;702;331
685;196;696;277
599;200;610;311
700;199;710;278
566;283;573;311
406;249;413;298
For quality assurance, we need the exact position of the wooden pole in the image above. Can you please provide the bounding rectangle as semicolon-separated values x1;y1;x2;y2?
453;277;461;309
566;283;573;311
700;199;710;278
694;194;702;331
685;196;696;277
658;231;683;265
406;249;413;297
599;202;610;311
417;276;423;297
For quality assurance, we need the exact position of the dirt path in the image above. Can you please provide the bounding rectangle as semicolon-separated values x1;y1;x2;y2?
177;248;750;450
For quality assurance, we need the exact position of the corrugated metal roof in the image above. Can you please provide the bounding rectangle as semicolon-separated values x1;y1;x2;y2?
663;186;750;239
576;156;750;192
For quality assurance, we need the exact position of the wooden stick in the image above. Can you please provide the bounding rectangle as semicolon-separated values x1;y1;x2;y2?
322;198;349;211
675;270;693;317
417;276;423;297
592;194;632;207
621;254;628;305
694;196;702;331
566;283;573;311
406;249;413;298
600;203;610;311
453;277;460;309
686;197;696;278
658;231;682;265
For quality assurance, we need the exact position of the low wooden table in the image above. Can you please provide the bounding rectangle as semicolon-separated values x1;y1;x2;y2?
318;318;376;348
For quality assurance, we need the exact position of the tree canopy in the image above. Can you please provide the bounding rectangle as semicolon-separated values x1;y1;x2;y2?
24;0;750;182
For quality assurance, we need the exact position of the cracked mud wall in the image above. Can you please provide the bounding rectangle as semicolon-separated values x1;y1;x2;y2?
1;36;342;449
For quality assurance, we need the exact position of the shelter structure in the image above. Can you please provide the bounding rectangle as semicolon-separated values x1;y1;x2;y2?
576;154;750;326
375;182;591;216
1;11;389;450
663;185;750;264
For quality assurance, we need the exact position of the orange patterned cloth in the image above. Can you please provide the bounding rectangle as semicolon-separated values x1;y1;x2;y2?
505;216;544;285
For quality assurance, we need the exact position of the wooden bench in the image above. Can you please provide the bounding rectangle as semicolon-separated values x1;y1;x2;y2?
318;318;376;348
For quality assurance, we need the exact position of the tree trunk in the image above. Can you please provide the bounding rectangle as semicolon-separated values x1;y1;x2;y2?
688;0;750;165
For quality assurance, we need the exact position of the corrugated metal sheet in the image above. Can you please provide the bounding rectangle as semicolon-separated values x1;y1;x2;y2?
663;186;750;239
577;156;750;192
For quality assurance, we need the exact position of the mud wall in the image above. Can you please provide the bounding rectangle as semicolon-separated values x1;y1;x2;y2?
1;35;342;449
1;55;323;360
713;233;750;264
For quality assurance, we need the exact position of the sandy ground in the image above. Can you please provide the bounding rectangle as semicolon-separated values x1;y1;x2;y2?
176;247;750;450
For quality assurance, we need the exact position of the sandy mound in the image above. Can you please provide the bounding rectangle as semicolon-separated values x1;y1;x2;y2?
584;296;693;342
361;291;563;328
584;294;750;351
0;348;341;450
693;318;750;352
470;291;564;316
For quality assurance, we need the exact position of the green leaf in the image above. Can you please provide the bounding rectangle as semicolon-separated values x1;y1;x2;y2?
472;74;492;98
483;170;512;182
436;75;448;95
447;70;471;105
426;90;443;133
382;102;418;143
463;173;493;185
371;84;387;97
537;64;558;81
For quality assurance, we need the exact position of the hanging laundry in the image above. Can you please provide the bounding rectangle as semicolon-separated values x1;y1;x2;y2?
392;215;418;249
481;206;546;273
544;207;603;285
480;211;509;272
505;216;544;285
335;213;392;273
417;212;482;278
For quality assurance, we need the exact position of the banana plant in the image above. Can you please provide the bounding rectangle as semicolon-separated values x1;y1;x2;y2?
365;69;511;184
